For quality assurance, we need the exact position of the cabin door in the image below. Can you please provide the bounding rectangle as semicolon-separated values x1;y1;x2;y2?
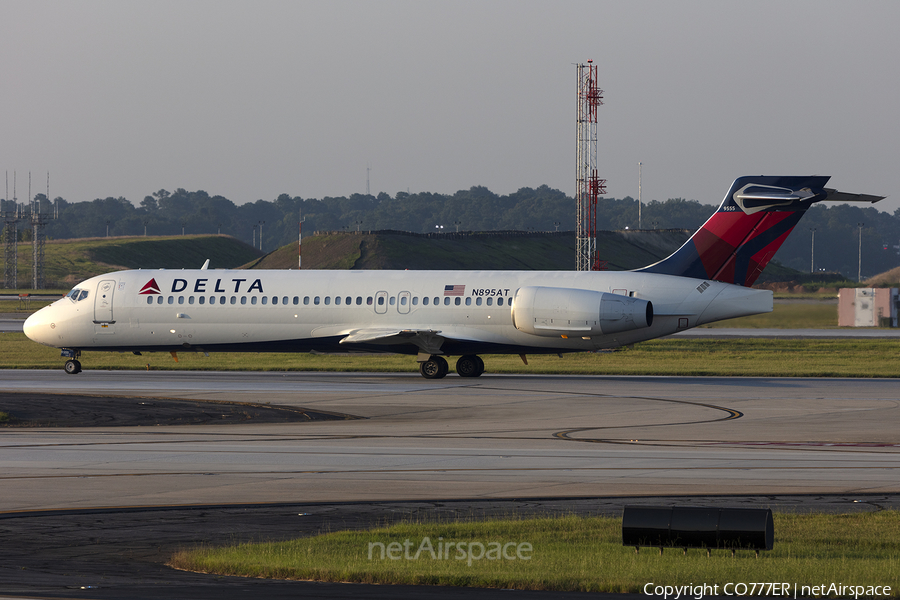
93;279;116;323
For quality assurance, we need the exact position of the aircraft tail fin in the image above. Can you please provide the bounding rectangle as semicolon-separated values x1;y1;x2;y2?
637;176;883;287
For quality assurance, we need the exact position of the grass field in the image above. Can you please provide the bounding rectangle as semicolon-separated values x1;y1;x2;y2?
699;302;838;329
169;511;900;594
3;333;899;377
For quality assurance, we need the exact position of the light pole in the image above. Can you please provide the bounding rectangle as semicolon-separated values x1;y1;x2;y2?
857;222;864;282
106;220;110;237
554;221;560;232
809;228;816;273
454;220;461;233
181;222;186;236
252;225;257;249
258;221;265;251
637;161;642;230
143;219;148;237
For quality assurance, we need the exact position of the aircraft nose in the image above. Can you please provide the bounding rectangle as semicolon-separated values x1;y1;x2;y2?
23;308;57;346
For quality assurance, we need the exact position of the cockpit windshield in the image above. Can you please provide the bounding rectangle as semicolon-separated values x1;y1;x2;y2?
66;288;90;302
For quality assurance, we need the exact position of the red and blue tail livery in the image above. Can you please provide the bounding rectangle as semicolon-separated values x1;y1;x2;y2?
638;176;883;287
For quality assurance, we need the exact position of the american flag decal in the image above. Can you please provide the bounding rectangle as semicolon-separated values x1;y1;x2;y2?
443;284;465;296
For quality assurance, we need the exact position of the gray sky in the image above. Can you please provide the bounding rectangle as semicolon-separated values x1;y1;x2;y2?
3;0;898;215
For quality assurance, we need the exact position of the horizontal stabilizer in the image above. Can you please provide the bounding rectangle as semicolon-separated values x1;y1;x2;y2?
823;189;885;204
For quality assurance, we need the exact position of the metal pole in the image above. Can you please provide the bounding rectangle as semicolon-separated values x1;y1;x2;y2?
638;162;642;230
858;222;864;282
810;228;815;273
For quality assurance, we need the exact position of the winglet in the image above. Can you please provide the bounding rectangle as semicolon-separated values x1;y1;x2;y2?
200;259;210;270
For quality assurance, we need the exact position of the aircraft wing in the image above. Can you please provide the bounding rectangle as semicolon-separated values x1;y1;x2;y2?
340;328;448;355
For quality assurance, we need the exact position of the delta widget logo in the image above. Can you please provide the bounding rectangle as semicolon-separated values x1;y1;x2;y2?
139;278;161;295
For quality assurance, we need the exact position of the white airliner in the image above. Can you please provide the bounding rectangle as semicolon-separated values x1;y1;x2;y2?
24;176;883;378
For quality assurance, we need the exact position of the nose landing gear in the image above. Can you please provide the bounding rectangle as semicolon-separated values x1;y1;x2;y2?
64;359;82;375
61;349;82;374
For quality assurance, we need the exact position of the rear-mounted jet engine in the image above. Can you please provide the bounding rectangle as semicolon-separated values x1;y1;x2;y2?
511;286;653;337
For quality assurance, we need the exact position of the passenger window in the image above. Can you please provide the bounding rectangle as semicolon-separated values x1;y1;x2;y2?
314;296;320;305
443;297;450;306
219;296;226;305
389;297;395;306
157;296;163;305
282;296;288;305
199;296;205;305
303;296;310;305
497;297;504;306
178;296;185;304
324;297;331;305
273;296;279;305
168;296;174;305
230;296;237;305
293;297;299;305
434;297;439;305
189;296;195;305
377;297;384;306
476;297;482;306
454;297;461;306
400;296;407;306
241;297;247;305
465;297;471;306
487;297;493;306
346;296;352;305
367;296;373;305
209;296;215;305
356;296;362;305
251;296;257;305
412;297;418;306
423;297;429;306
146;297;153;305
262;297;268;305
335;296;341;305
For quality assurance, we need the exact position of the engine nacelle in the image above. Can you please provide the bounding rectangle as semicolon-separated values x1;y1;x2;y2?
511;286;653;337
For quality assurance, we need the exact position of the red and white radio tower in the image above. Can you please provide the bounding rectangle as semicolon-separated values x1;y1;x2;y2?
575;60;607;271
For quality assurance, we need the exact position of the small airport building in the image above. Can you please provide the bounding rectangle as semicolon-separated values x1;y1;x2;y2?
838;288;899;327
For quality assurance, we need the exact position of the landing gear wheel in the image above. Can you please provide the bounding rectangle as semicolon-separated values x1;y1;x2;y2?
64;359;82;375
419;356;449;379
456;354;485;377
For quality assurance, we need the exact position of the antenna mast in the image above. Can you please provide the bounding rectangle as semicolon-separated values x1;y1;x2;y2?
575;61;606;271
2;171;18;289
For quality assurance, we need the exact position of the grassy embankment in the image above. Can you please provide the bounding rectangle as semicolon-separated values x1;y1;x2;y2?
1;234;260;291
169;511;900;593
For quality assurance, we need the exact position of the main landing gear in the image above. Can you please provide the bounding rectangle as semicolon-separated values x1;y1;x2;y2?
418;355;485;379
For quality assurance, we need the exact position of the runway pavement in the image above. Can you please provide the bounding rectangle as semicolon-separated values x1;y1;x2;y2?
2;370;899;512
2;370;900;599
